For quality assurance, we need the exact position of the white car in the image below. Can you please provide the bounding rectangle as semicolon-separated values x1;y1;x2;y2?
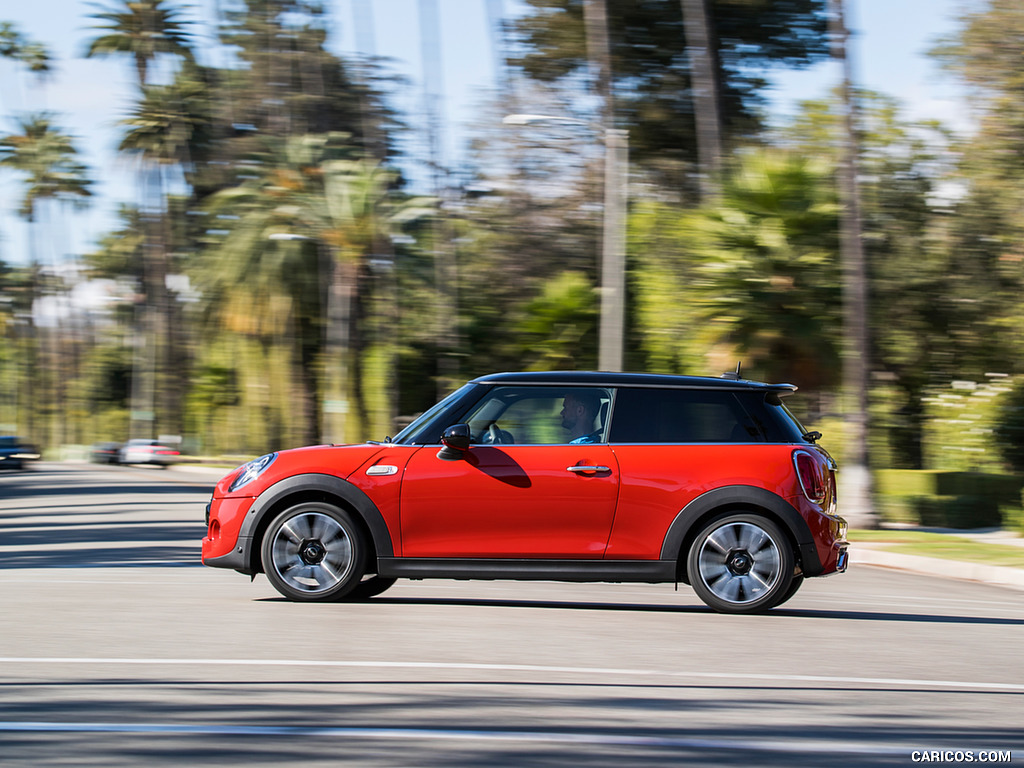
118;439;180;467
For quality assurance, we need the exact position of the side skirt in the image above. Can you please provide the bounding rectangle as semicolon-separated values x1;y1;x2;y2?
377;558;677;583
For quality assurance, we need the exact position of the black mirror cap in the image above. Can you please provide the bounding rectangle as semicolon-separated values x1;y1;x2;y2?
437;424;471;461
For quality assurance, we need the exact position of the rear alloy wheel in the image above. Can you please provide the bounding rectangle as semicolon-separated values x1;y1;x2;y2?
687;513;795;614
262;502;366;602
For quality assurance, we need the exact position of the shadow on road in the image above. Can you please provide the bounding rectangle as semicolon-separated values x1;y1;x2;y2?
271;595;1024;625
0;677;1019;767
0;465;209;569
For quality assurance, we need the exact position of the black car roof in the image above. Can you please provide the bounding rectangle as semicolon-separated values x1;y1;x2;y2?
471;371;797;392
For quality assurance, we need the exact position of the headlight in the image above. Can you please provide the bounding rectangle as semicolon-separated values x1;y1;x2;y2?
228;453;277;492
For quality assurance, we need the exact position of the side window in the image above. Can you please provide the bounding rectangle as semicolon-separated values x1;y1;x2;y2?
608;388;764;444
461;386;612;445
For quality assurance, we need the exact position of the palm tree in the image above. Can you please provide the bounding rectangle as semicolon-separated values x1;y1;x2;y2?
0;22;51;74
672;149;842;390
200;135;433;445
0;114;91;224
84;0;194;88
86;0;195;437
0;114;92;448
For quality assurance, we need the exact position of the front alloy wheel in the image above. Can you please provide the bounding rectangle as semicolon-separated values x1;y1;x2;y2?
261;502;366;601
687;513;795;614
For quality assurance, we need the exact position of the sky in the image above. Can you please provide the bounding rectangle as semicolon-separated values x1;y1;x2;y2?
0;0;975;268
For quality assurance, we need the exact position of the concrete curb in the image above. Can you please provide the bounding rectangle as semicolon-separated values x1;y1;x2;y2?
850;544;1024;592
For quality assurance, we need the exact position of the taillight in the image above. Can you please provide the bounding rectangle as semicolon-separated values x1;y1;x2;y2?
794;450;827;504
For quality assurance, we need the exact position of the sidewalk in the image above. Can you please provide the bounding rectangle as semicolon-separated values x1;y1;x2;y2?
850;538;1024;592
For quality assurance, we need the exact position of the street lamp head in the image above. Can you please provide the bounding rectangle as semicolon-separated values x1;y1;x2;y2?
503;113;590;128
268;233;311;241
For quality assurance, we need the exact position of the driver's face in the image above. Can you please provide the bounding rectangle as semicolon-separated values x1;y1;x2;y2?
560;397;579;431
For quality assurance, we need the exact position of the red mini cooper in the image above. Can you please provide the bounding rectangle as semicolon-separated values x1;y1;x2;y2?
202;371;848;614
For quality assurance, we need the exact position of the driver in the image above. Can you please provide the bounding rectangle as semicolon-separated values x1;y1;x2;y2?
560;390;602;444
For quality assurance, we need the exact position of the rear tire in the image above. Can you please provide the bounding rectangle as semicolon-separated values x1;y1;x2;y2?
262;502;366;602
687;513;795;614
774;574;804;607
348;575;397;600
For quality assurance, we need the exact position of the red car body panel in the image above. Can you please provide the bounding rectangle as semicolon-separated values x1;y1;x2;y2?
399;445;619;558
203;442;844;572
605;444;806;560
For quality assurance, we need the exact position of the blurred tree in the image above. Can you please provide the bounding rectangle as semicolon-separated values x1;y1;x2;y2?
931;0;1024;377
0;114;92;448
631;149;841;388
119;62;215;189
86;0;196;439
510;0;829;192
84;205;146;282
84;0;193;87
0;21;51;74
994;379;1024;474
216;0;400;161
509;270;598;370
0;114;92;225
199;134;432;445
454;110;607;378
778;90;1011;473
119;63;216;434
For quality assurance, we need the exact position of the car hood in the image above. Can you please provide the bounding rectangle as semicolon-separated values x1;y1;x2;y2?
214;443;388;498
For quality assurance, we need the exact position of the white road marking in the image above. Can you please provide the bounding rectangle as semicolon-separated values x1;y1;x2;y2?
1;657;1021;692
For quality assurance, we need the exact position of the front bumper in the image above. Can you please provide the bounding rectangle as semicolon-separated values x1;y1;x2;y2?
202;495;256;571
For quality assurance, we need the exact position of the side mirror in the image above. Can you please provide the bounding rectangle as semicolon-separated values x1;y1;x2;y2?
437;424;471;461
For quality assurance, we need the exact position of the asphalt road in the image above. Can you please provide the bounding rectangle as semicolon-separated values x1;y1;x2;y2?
1;462;1022;767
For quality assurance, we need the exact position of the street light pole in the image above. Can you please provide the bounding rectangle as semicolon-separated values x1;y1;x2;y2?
503;114;629;372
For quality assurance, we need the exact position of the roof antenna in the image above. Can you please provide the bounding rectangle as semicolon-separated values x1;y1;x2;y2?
721;362;743;380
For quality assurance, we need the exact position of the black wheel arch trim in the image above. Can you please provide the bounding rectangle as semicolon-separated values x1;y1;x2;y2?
659;485;823;578
231;473;395;574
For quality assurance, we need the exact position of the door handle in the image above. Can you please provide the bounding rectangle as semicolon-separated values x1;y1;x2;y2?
566;465;610;474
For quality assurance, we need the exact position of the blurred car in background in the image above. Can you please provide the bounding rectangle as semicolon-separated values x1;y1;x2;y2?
0;436;41;470
89;442;123;464
118;439;180;467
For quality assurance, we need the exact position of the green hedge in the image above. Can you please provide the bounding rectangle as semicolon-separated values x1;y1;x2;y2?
874;470;1024;529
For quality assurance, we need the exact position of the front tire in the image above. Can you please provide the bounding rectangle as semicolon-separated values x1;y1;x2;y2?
262;502;366;602
687;513;795;614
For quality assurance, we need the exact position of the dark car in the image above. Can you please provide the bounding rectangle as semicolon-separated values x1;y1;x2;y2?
89;442;123;464
0;436;40;470
202;371;848;614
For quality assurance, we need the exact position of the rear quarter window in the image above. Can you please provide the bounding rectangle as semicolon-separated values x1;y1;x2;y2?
608;388;765;444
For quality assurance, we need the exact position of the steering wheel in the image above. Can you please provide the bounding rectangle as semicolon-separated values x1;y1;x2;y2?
486;423;513;445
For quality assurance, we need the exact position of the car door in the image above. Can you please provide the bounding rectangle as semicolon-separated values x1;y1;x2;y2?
399;386;619;558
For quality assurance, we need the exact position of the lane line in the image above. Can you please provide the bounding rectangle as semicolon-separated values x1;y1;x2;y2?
1;657;1022;692
0;721;913;756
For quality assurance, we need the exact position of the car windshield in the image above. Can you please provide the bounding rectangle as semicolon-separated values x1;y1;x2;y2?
391;384;476;445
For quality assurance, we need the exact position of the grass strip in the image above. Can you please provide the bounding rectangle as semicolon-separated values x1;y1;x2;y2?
851;529;1024;569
